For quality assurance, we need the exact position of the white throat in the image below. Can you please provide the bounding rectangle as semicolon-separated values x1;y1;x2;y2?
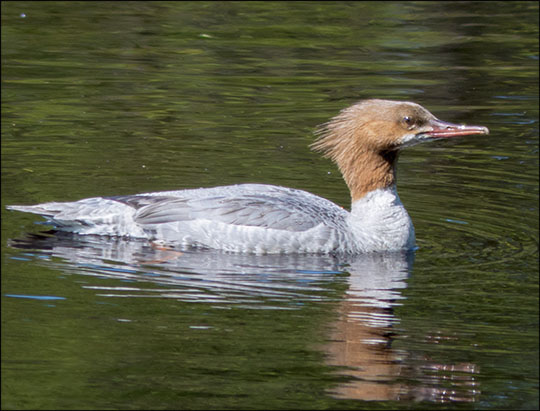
348;186;415;252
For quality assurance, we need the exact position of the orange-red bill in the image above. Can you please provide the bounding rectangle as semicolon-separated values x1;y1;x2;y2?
425;119;489;138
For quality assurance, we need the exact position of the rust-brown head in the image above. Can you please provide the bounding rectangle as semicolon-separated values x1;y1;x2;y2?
311;99;489;201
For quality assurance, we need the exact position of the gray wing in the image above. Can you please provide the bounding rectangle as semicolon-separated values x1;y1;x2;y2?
110;189;348;232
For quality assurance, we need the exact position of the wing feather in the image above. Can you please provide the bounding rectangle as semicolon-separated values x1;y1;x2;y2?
111;187;348;233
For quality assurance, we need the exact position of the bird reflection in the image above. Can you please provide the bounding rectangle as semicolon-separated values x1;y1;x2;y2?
324;252;479;402
8;231;479;402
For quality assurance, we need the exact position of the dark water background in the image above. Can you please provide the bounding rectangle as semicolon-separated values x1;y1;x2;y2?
2;1;538;409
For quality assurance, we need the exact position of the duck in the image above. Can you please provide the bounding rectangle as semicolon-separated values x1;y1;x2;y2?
7;99;489;254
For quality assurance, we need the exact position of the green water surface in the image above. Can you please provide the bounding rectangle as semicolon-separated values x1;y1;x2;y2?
2;2;538;409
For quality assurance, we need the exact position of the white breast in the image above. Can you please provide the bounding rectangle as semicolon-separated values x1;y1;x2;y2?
347;187;415;253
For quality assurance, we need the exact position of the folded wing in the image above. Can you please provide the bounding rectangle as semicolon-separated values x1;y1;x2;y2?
111;187;347;233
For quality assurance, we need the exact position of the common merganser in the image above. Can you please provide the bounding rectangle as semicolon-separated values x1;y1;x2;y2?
7;99;489;254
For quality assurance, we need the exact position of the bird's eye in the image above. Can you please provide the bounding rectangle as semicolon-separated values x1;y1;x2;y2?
403;116;415;128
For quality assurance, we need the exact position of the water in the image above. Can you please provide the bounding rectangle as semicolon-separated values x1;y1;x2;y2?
2;1;538;409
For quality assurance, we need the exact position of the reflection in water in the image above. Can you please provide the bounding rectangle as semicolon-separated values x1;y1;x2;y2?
9;231;479;403
325;253;480;402
8;231;347;307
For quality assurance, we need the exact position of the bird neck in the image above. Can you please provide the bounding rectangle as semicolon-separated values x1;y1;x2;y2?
339;150;398;202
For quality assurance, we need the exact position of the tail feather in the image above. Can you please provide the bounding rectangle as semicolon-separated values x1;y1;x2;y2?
6;199;146;237
7;203;64;217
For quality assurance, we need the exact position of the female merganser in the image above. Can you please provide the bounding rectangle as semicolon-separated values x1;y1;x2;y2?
7;99;488;254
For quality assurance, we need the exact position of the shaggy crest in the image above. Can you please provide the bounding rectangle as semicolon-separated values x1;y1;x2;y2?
311;100;407;200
